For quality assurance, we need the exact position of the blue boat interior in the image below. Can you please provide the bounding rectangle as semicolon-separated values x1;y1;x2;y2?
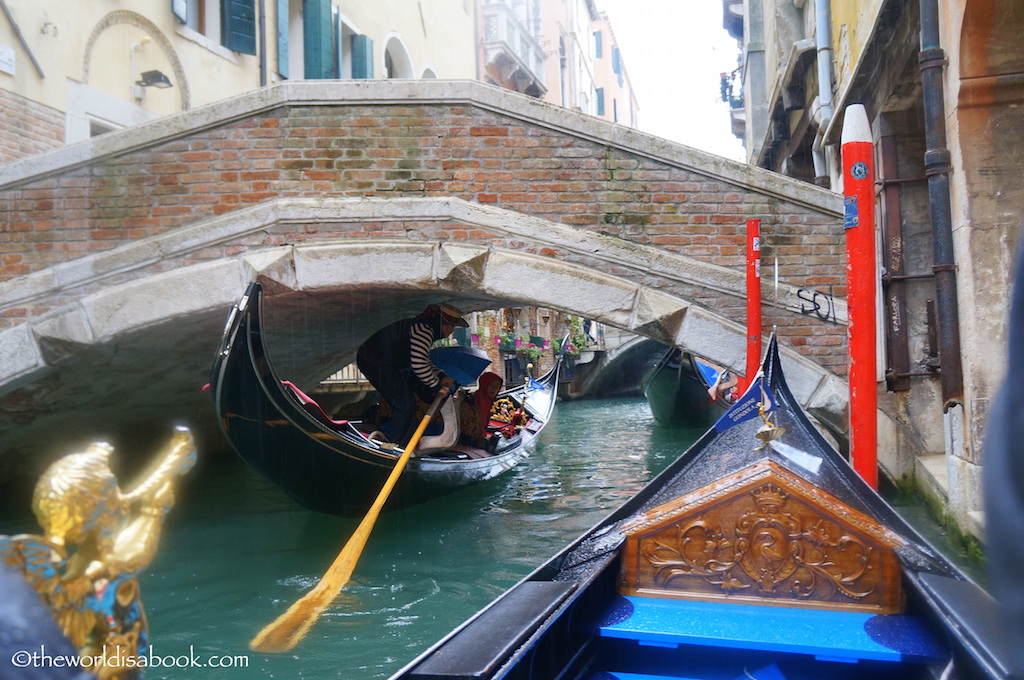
404;553;956;680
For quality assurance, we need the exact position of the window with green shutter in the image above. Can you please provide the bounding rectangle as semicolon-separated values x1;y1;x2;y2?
222;0;256;55
277;0;288;77
303;0;332;79
351;34;373;79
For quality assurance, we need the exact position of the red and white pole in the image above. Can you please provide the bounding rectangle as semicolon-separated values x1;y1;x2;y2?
744;218;762;391
841;104;878;489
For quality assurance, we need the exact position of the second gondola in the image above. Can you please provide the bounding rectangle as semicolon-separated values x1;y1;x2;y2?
209;282;561;517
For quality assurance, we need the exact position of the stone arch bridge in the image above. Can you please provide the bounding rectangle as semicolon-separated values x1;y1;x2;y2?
0;80;857;485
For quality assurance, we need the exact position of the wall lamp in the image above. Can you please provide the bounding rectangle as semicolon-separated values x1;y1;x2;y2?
136;70;173;89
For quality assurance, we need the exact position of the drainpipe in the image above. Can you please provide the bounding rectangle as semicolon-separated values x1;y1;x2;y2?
258;0;267;87
810;0;834;187
920;0;964;408
0;0;44;78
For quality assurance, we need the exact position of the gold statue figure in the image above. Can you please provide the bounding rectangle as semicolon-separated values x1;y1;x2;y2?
0;427;196;680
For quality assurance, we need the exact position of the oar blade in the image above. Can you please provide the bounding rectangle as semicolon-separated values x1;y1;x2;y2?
248;520;371;652
249;592;330;653
248;389;449;653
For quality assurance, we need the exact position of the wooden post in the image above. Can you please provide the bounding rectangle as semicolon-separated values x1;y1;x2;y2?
744;218;762;391
841;104;878;489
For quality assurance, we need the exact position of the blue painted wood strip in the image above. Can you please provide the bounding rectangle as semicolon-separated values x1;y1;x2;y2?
594;662;787;680
596;596;946;664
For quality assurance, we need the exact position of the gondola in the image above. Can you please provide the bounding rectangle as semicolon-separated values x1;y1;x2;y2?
209;282;561;517
388;337;1009;680
642;346;732;428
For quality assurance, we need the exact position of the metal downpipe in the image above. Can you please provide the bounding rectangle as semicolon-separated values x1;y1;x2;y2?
259;0;267;87
919;0;964;408
811;0;834;186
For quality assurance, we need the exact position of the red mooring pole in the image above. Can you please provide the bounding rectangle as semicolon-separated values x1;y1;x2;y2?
841;104;878;489
744;218;762;391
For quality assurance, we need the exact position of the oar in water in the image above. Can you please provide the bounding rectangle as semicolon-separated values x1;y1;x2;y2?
249;388;450;653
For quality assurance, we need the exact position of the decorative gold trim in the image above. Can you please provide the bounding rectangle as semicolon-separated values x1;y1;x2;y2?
0;428;196;679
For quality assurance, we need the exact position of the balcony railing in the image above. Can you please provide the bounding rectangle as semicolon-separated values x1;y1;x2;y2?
481;1;546;93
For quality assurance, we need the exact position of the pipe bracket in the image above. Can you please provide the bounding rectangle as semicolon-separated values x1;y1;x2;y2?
919;48;948;70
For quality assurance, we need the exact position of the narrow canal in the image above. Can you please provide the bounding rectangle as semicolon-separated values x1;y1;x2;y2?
146;397;698;679
1;395;982;679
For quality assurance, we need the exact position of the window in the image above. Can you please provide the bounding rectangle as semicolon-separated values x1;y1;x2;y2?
222;0;256;54
335;13;357;78
594;30;602;59
278;0;331;79
384;36;412;78
351;34;373;78
177;0;219;43
302;0;331;79
596;87;604;116
277;0;288;77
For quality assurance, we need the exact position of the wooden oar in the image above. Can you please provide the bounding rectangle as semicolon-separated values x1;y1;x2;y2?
249;388;450;653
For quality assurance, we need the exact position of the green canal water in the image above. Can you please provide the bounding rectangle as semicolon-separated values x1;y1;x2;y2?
1;396;984;679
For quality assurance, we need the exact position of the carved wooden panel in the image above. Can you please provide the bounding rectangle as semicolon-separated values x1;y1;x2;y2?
618;460;907;614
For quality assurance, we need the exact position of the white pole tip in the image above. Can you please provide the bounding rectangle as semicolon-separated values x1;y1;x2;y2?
841;104;871;145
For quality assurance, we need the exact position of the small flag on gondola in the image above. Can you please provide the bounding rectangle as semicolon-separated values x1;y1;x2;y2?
713;377;775;432
528;377;546;390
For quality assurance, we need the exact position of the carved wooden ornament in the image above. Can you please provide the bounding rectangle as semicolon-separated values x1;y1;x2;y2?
618;460;907;614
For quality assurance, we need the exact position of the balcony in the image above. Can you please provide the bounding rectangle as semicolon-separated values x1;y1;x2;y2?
482;1;546;97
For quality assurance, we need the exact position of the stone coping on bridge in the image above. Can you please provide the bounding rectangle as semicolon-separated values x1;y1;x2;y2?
0;196;848;326
0;79;843;219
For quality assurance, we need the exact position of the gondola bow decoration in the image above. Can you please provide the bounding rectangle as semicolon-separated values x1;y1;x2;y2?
0;428;196;680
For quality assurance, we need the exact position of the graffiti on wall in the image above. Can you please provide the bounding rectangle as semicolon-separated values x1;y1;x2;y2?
797;287;839;324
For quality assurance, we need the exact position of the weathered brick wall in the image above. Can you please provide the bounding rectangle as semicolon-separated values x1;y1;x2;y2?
0;86;848;372
0;90;64;164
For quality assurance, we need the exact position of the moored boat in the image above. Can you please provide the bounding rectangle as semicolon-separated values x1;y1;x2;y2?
209;282;561;517
642;346;732;428
388;337;1009;680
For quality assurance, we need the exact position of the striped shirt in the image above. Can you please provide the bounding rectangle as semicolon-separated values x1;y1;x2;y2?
409;321;443;388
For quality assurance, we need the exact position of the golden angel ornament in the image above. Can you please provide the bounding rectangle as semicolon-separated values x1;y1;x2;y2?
0;427;196;680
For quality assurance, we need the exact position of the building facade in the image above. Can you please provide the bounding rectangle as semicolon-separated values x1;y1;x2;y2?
0;0;637;163
0;0;476;159
724;0;1024;539
476;0;637;124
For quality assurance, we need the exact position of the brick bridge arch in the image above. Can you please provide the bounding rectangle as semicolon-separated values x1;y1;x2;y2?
0;80;855;476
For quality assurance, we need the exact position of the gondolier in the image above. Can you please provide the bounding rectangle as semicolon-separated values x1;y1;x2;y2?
356;304;469;445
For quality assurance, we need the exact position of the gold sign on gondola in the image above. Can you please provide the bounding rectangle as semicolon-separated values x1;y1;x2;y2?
0;427;196;679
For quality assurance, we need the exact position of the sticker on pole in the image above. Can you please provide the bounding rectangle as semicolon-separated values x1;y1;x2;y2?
850;161;870;180
844;195;859;230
